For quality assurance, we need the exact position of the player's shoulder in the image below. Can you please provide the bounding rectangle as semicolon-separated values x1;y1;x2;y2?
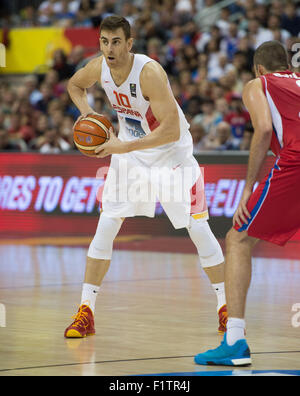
140;57;166;82
85;55;103;70
242;77;263;96
80;55;103;83
245;77;263;89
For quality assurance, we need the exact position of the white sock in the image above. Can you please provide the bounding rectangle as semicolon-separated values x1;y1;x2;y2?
226;317;246;346
80;283;100;314
212;282;226;312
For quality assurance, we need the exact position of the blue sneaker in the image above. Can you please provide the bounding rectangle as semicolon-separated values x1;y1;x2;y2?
194;334;251;366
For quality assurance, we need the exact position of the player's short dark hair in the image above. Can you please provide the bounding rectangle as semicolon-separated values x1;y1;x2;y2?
253;41;289;72
100;15;131;40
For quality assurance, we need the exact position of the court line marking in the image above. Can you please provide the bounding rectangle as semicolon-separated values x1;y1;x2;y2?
0;351;300;373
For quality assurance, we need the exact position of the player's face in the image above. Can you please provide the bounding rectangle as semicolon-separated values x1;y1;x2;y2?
100;28;133;69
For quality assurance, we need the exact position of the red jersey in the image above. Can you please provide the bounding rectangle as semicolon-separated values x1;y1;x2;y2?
260;70;300;161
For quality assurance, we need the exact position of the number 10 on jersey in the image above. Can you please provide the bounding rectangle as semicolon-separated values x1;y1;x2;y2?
113;91;131;108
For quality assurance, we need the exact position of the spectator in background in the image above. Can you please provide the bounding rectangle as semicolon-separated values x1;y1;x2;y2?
220;22;245;62
194;0;220;32
224;93;250;149
267;14;291;46
254;3;268;27
220;70;240;100
182;44;199;73
0;88;15;115
28;114;50;150
37;0;59;26
20;5;37;27
193;98;222;135
175;0;194;15
236;36;255;72
68;45;86;72
23;75;43;106
281;1;300;37
239;122;254;151
204;121;235;151
270;0;284;18
0;128;26;151
59;91;80;119
208;52;235;82
147;37;163;63
52;48;74;81
120;2;139;26
232;51;248;77
7;113;35;144
61;115;76;147
215;97;229;118
205;37;225;81
34;83;54;113
34;114;49;137
75;0;95;27
247;18;273;49
43;69;65;97
185;95;203;120
195;25;222;54
216;7;231;36
181;20;202;48
37;125;71;154
54;0;77;27
190;117;207;154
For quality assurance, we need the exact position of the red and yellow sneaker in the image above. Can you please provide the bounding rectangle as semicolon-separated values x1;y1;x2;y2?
218;304;228;334
64;305;95;338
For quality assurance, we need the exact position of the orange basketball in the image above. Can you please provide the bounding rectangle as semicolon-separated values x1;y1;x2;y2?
73;114;112;157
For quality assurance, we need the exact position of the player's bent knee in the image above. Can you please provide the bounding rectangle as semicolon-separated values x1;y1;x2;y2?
226;228;258;250
88;213;123;260
187;217;224;268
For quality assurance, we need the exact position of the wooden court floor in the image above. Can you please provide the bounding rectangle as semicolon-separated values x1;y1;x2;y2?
0;241;300;376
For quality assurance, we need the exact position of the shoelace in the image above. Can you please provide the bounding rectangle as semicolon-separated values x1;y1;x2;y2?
219;312;228;327
71;306;89;328
219;311;228;327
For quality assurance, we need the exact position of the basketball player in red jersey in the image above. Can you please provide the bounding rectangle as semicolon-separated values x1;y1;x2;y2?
195;41;300;366
64;16;228;338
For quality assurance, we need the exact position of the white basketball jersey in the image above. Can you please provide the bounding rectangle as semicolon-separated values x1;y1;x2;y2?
100;54;193;167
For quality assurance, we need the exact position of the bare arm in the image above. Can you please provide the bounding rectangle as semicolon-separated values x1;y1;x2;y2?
242;78;273;191
124;61;180;152
67;56;102;116
233;77;273;226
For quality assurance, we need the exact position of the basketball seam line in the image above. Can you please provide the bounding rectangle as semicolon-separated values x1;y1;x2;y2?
73;128;108;139
74;142;103;151
83;117;109;135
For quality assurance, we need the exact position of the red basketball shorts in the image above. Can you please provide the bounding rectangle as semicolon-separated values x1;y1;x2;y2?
234;158;300;246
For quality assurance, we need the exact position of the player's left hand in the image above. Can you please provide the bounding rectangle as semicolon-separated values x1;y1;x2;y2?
95;128;128;157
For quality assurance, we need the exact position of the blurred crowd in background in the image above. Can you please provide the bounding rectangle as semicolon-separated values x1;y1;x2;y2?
1;0;300;154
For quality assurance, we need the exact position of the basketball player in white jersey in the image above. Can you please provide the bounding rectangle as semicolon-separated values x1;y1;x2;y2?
64;15;227;338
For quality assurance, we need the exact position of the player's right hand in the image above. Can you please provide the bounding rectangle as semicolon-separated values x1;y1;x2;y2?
233;187;252;227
